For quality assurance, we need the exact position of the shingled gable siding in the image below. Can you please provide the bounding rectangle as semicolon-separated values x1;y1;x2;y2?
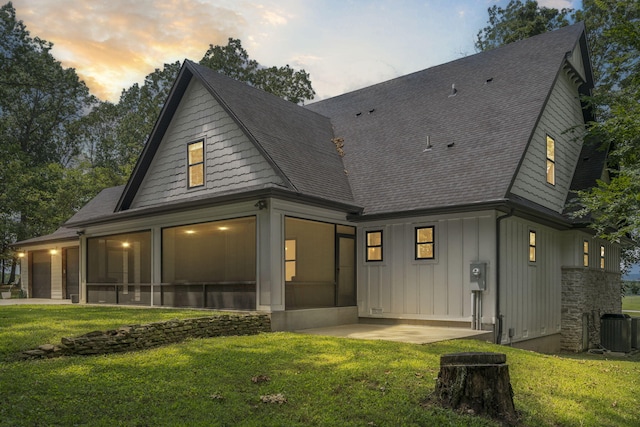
510;68;585;213
358;212;496;324
130;79;284;209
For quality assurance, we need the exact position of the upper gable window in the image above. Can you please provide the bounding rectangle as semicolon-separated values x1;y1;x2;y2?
188;140;204;188
546;135;555;185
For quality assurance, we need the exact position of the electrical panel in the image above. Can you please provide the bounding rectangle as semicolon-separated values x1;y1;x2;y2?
470;262;486;291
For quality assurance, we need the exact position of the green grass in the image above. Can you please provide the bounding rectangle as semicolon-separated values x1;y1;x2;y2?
1;307;639;426
622;294;640;312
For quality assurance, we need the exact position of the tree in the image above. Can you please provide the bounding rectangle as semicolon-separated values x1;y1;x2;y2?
200;38;315;104
573;2;640;262
0;2;93;282
76;61;183;181
475;0;574;52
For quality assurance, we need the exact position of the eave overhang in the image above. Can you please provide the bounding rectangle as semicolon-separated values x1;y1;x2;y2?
66;187;362;229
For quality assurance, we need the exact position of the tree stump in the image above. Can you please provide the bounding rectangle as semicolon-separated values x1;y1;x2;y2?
435;352;517;424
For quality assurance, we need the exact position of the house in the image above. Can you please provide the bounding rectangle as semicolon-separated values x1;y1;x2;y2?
14;23;622;353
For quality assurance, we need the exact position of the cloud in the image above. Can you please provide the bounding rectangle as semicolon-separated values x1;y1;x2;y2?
14;0;248;101
537;0;577;9
261;10;289;26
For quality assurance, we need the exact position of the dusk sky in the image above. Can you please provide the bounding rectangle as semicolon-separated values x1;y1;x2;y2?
13;0;579;103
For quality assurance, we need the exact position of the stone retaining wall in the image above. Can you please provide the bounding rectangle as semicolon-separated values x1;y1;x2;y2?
561;267;621;352
21;314;271;360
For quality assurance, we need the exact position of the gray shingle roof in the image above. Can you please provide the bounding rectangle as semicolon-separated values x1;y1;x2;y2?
12;226;78;247
86;24;592;229
67;186;125;225
13;186;125;246
306;23;586;216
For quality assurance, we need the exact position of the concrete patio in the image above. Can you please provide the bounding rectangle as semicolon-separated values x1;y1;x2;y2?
296;323;494;345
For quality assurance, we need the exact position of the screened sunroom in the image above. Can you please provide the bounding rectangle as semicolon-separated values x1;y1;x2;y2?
83;213;357;312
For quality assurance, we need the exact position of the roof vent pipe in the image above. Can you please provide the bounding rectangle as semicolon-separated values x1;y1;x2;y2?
423;135;433;152
449;84;457;97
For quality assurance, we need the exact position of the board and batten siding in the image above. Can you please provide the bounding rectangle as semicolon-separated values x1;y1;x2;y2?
510;68;585;213
131;78;285;209
358;212;496;323
499;217;562;344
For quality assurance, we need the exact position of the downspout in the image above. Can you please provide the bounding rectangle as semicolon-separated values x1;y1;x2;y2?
495;208;514;345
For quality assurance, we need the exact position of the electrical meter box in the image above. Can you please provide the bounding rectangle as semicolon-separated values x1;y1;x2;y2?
470;262;486;291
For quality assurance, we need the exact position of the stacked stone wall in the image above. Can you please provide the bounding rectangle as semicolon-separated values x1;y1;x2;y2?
21;314;271;359
561;267;621;352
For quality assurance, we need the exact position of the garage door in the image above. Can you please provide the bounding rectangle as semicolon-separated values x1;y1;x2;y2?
31;251;51;298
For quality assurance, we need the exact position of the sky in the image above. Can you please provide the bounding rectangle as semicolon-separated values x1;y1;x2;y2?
13;0;581;103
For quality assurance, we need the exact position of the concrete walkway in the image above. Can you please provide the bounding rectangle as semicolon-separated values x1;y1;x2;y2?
296;323;494;345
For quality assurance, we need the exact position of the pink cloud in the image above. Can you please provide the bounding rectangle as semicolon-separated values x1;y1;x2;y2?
14;0;247;101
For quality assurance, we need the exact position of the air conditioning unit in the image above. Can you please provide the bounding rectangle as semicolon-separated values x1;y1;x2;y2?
632;317;640;350
600;314;632;353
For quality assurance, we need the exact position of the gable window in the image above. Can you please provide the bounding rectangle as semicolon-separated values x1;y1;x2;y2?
366;231;383;262
583;240;589;267
285;239;297;281
546;135;555;185
600;245;605;270
529;230;537;262
188;140;204;188
415;226;435;260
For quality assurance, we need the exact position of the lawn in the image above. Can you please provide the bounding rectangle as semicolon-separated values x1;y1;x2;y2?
1;306;639;426
623;294;640;313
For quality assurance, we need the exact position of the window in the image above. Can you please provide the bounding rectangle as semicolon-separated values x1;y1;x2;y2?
415;226;435;260
546;135;555;185
188;140;204;188
366;231;383;262
285;239;297;281
583;240;589;267
529;231;537;262
600;245;605;270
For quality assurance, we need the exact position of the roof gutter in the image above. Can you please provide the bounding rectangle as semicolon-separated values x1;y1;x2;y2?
10;235;78;249
347;200;510;222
